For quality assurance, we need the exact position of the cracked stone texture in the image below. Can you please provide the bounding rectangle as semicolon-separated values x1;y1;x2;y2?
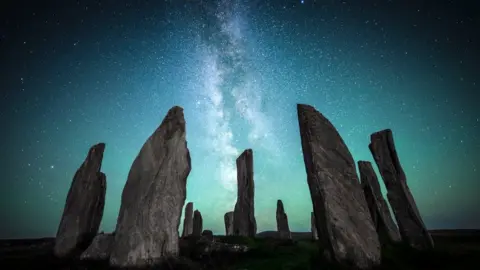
358;161;402;245
181;202;194;237
54;143;106;259
224;211;234;236
297;104;381;269
80;233;113;261
192;210;203;237
369;129;434;250
109;106;192;268
276;200;291;239
233;149;257;237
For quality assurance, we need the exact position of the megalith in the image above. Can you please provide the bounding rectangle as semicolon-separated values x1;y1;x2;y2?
276;200;291;239
54;143;106;258
181;202;194;237
224;211;234;236
369;129;434;250
192;210;203;237
297;104;381;269
109;106;192;268
233;149;257;237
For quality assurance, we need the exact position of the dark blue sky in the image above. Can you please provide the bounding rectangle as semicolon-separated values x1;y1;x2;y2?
0;0;479;239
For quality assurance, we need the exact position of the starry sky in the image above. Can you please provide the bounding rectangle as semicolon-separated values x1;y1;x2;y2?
1;0;479;239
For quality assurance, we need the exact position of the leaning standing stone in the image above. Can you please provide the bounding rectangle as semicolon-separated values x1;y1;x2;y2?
54;143;107;258
369;129;434;250
297;104;381;269
109;106;192;268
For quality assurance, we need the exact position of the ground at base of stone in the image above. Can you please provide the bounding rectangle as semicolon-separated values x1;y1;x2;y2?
0;230;479;270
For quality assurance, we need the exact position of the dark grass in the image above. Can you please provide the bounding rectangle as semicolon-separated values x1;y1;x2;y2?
1;230;479;269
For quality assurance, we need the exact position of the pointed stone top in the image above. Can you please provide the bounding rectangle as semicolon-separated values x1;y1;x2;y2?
186;202;193;207
240;149;253;156
277;200;285;212
88;143;106;157
297;103;314;111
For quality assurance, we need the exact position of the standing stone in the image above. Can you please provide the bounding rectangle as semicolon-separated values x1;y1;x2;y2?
276;200;291;239
182;202;194;237
224;211;234;236
358;161;402;245
311;212;319;240
54;143;107;258
233;149;257;237
192;210;203;237
297;104;381;269
201;230;214;242
109;106;192;268
369;129;434;250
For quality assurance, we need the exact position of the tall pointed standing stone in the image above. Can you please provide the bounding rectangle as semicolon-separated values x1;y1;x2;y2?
369;129;434;250
54;143;107;258
297;104;381;269
311;212;318;240
358;161;401;244
233;149;257;237
192;210;203;237
224;211;234;236
182;202;194;237
276;200;291;239
109;106;192;268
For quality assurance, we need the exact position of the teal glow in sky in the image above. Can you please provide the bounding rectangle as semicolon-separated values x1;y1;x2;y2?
1;0;479;238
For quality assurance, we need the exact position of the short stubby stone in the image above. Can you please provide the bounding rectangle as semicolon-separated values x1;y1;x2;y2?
297;104;381;269
182;202;194;237
369;129;434;250
54;143;107;258
276;200;291;240
109;106;192;268
192;210;203;237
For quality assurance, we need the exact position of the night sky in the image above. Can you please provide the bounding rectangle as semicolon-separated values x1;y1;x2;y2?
1;0;479;239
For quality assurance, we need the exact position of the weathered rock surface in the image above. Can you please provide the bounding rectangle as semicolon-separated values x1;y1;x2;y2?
311;212;319;240
297;104;381;269
224;211;234;236
358;161;402;245
233;149;257;237
54;143;107;258
276;200;291;239
109;106;192;268
369;129;434;250
192;210;203;237
182;202;194;237
80;233;113;261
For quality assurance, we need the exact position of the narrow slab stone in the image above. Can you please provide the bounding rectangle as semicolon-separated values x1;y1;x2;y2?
233;149;257;237
276;200;291;239
297;104;381;269
54;143;107;258
80;233;113;261
311;212;318;240
224;211;234;236
192;210;203;237
109;106;192;268
358;161;402;245
369;129;434;250
182;202;194;237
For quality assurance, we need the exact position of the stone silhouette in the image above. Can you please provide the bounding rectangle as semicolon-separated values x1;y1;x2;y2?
311;212;319;240
224;211;234;236
233;149;257;237
297;104;381;269
109;106;192;268
369;129;434;250
182;202;194;237
276;200;291;239
80;233;113;261
201;230;214;242
192;210;203;237
54;143;107;258
358;161;402;244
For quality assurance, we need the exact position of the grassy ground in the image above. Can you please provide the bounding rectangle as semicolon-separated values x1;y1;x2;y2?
0;231;479;269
